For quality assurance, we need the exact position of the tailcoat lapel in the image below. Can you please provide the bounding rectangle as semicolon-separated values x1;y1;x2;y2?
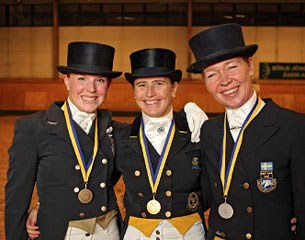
97;109;112;142
96;109;114;157
124;115;142;155
240;100;280;157
166;112;190;161
45;101;71;143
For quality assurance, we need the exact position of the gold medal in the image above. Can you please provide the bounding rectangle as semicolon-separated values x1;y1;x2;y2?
78;187;93;204
147;198;161;215
218;201;234;219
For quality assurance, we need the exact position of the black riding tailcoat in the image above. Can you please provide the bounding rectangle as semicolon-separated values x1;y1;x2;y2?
115;113;211;235
201;99;305;240
5;101;122;239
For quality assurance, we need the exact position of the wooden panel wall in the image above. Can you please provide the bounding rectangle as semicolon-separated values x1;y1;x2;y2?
1;78;305;114
1;26;305;80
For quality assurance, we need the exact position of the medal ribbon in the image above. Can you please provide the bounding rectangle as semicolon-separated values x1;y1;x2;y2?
139;118;175;194
220;97;263;197
63;101;98;183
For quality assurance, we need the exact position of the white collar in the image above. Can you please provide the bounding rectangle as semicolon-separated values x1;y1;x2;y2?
142;108;173;126
226;91;260;130
141;108;174;155
67;98;96;122
63;99;96;133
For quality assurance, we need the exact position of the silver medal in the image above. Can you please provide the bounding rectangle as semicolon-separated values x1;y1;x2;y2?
218;202;234;219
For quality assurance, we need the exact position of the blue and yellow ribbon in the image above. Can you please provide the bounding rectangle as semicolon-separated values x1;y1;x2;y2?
220;97;263;197
63;101;98;183
139;118;175;194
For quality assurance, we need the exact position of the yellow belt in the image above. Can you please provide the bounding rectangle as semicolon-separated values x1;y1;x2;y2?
68;210;117;234
128;212;202;237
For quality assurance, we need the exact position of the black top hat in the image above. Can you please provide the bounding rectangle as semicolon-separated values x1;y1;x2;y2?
56;41;122;78
125;48;182;84
187;23;258;73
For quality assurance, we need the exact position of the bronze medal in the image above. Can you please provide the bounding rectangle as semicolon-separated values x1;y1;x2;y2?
78;188;93;204
146;199;161;215
218;202;234;219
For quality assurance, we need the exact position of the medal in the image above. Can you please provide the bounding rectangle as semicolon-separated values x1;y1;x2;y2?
78;187;93;204
147;197;161;215
218;201;234;219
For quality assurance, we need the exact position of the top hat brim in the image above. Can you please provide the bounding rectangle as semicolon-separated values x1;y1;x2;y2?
125;69;182;84
187;44;258;74
56;66;122;79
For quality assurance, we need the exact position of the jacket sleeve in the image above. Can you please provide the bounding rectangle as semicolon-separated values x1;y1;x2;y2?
5;117;39;240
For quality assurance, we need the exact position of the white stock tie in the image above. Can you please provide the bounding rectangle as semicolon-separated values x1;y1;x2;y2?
145;119;170;155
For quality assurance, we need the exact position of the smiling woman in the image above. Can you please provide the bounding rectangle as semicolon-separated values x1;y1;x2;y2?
133;77;178;118
4;41;124;240
115;47;210;240
202;57;254;109
63;73;110;113
0;115;129;240
187;22;305;240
